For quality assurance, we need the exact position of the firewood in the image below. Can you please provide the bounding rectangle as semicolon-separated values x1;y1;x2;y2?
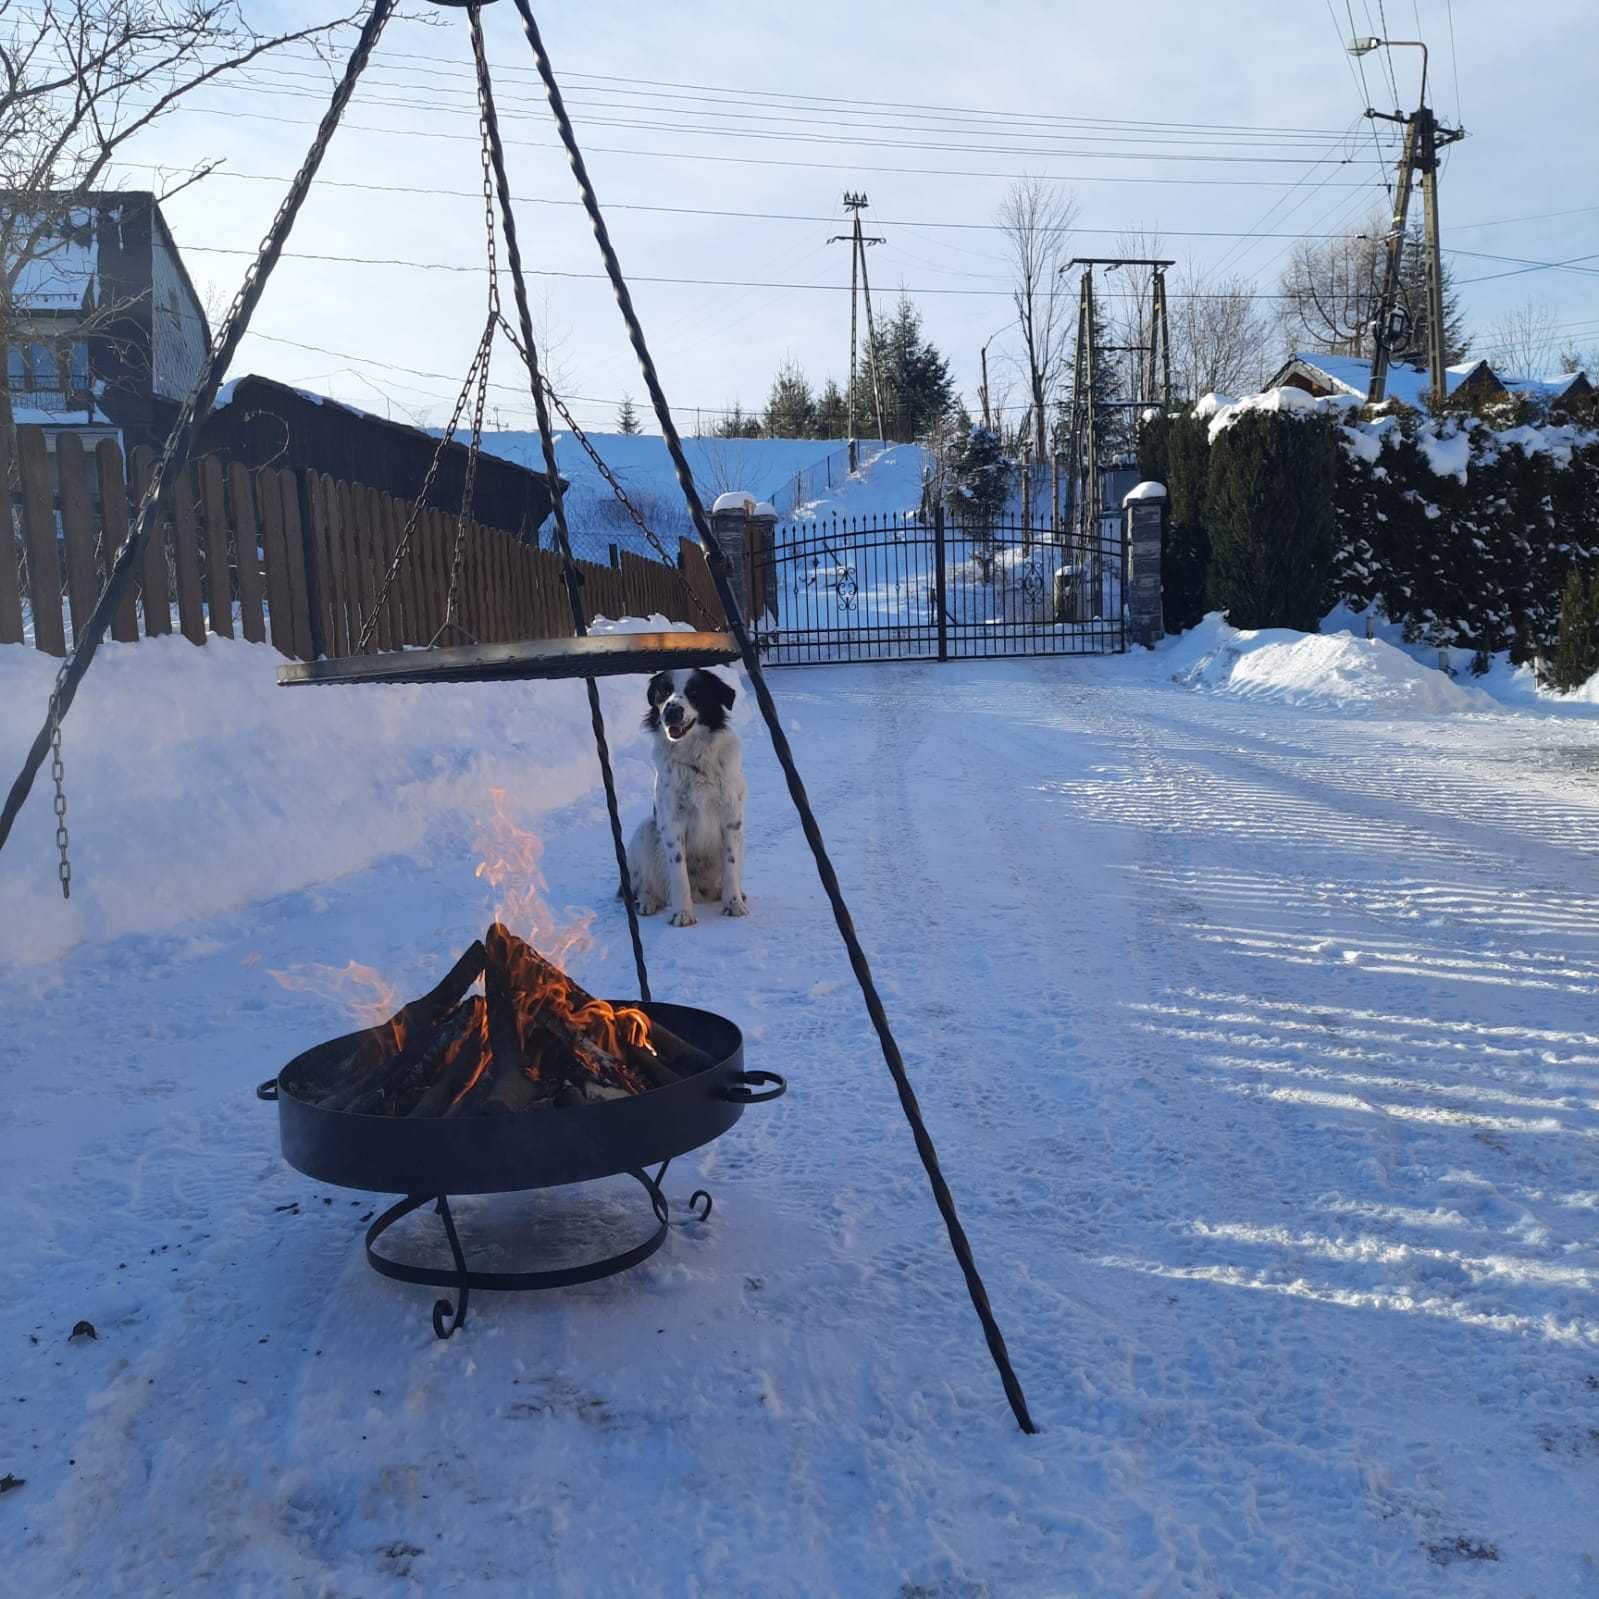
403;997;489;1118
484;922;712;1091
318;941;487;1111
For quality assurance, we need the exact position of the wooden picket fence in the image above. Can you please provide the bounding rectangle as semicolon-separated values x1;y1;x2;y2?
0;424;726;661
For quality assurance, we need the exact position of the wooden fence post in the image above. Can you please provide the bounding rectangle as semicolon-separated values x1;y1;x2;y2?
257;463;294;657
228;463;266;645
130;448;171;636
169;466;207;644
277;468;313;661
55;434;99;647
16;426;65;656
198;458;235;639
95;440;139;644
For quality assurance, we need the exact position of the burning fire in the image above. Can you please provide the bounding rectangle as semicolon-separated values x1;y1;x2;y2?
272;789;659;1109
268;960;410;1056
474;788;655;1080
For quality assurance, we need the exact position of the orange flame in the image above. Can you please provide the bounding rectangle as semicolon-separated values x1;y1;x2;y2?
269;960;409;1056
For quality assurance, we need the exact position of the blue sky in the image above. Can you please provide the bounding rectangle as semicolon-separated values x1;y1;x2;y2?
126;1;1599;432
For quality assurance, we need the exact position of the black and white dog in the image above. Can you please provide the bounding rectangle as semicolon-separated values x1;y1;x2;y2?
626;669;748;926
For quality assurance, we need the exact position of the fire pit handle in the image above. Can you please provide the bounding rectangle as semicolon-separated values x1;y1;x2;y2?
724;1070;786;1104
256;1078;280;1102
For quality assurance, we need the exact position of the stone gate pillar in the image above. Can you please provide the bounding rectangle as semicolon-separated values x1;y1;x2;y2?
1122;481;1166;648
708;491;778;624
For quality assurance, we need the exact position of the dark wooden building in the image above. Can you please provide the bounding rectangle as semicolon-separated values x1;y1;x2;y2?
196;374;560;542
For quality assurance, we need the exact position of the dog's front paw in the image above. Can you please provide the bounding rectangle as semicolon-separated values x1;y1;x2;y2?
721;895;749;917
668;908;699;928
636;894;665;917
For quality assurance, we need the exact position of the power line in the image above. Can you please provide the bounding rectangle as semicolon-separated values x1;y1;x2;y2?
175;238;1599;296
121;160;1598;242
229;58;1375;151
175;76;1399;167
134;99;1394;190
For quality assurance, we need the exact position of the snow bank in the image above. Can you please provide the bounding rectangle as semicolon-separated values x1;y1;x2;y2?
0;624;703;967
1165;614;1492;713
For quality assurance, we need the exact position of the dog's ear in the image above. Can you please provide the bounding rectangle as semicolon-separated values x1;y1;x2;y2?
646;671;673;706
709;673;736;712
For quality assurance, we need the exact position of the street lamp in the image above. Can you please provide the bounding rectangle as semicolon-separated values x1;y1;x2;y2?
1348;35;1428;107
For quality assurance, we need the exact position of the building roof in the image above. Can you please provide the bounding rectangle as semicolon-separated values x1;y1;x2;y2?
1267;351;1591;411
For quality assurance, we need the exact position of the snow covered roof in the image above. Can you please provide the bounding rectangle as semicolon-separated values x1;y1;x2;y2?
1268;351;1489;410
1500;369;1593;400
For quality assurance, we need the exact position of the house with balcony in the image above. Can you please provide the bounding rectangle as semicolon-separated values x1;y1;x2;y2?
4;191;209;454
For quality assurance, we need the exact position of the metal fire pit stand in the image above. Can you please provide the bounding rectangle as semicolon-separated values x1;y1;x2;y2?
362;1168;698;1340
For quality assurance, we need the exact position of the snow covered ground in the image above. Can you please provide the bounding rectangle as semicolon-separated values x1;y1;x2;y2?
2;620;1598;1596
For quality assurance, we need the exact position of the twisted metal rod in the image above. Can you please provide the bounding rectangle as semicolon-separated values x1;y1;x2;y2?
0;0;396;861
506;0;1036;1434
468;5;650;1003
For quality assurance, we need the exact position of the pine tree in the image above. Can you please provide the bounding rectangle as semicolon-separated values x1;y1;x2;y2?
854;295;955;442
762;359;816;438
1398;223;1469;366
947;423;1011;529
713;403;763;439
813;378;847;439
616;393;641;435
1206;410;1337;632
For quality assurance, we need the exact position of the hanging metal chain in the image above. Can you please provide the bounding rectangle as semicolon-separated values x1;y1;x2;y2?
354;60;504;655
496;314;720;630
49;710;70;898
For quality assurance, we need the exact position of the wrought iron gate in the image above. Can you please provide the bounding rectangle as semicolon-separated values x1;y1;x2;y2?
748;510;1125;665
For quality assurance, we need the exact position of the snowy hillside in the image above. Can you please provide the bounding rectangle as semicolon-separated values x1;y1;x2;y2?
478;430;926;559
2;617;1597;1595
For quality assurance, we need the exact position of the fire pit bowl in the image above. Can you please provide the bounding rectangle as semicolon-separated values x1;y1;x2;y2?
257;1001;784;1337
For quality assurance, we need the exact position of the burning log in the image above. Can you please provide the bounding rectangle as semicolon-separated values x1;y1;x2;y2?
321;941;488;1114
301;925;714;1118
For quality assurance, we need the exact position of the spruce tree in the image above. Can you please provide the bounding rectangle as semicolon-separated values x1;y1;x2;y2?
1398;224;1469;366
855;295;955;442
813;378;847;439
1206;410;1337;632
616;394;641;435
947;423;1010;530
713;403;763;439
762;359;816;438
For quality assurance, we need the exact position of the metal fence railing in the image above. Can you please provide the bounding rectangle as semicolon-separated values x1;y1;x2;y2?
748;509;1125;665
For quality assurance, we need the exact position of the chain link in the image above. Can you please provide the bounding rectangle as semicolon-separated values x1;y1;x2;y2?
49;698;69;899
496;315;720;629
355;58;504;655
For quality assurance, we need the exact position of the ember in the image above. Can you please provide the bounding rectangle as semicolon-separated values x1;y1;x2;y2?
305;923;715;1117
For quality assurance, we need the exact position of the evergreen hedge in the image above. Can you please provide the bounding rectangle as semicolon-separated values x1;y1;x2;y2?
1206;409;1338;632
1138;396;1599;671
1333;415;1599;664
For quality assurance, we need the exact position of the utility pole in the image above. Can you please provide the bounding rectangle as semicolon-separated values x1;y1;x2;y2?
1349;36;1465;410
1150;267;1172;408
830;192;886;470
